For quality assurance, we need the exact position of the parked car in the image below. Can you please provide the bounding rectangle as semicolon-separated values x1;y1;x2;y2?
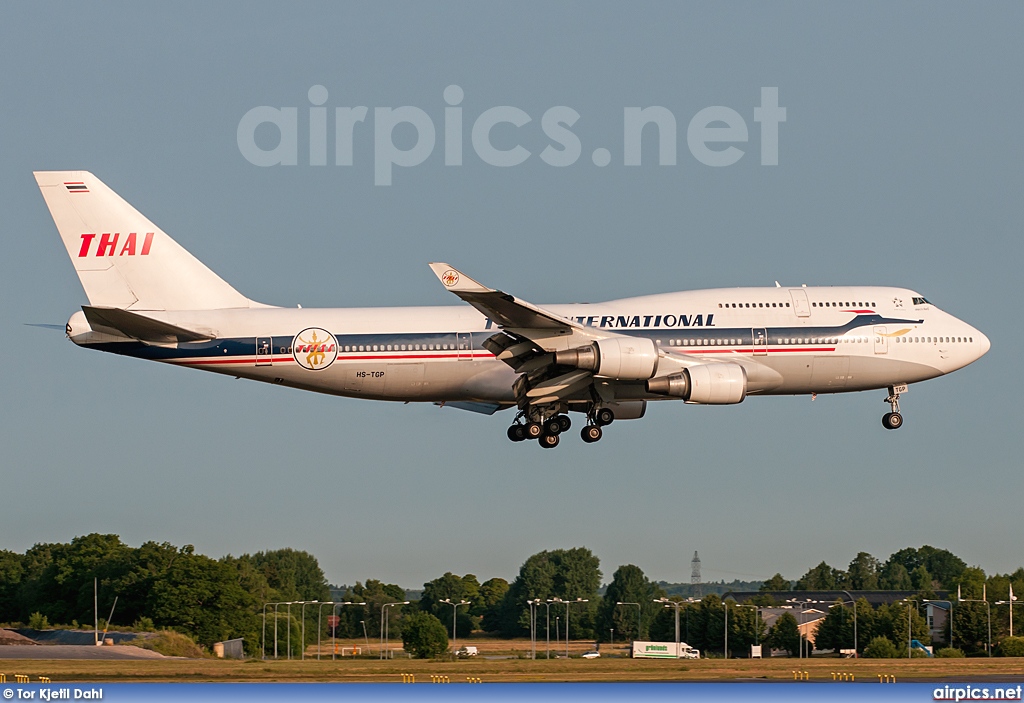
581;650;600;659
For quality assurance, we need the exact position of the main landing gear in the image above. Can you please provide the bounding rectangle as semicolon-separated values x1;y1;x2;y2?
882;385;905;430
506;406;615;447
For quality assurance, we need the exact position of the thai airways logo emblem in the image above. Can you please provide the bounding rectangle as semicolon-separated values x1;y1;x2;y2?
292;327;338;371
441;270;460;287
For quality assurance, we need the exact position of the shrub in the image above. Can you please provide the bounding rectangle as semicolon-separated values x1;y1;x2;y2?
132;630;205;658
401;612;449;659
132;617;156;632
863;636;900;658
28;612;50;630
996;636;1024;657
937;647;966;658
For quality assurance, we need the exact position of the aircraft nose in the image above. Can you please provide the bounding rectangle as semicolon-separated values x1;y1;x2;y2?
977;330;991;357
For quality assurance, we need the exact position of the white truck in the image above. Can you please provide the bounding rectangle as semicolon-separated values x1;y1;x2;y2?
631;641;700;659
456;646;479;657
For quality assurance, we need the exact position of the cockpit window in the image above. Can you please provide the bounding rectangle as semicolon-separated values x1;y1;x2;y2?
912;296;931;305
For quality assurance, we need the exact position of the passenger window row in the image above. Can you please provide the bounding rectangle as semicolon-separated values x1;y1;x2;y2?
811;301;876;308
341;343;455;352
718;302;790;308
896;336;970;344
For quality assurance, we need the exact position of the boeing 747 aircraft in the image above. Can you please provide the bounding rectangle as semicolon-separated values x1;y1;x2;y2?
36;171;990;448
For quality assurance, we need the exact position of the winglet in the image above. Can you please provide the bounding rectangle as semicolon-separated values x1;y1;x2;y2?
428;263;491;293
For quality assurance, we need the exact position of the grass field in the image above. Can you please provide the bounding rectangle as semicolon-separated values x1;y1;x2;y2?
4;646;1023;684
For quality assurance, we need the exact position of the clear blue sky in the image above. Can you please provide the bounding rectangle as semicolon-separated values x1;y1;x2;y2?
2;2;1021;590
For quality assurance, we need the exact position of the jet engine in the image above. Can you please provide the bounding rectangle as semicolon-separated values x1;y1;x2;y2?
645;363;747;404
555;337;659;380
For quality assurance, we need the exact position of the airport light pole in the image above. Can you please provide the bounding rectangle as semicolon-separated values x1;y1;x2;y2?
271;601;291;659
380;601;410;660
559;598;588;658
723;599;729;659
440;599;470;655
300;601;318;660
959;596;991;656
655;598;687;659
327;601;366;661
787;599;812;659
733;603;760;647
317;601;335;660
542;600;555;659
898;599;918;658
527;599;545;660
616;602;642;642
840;590;858;657
995;586;1019;637
923;599;954;649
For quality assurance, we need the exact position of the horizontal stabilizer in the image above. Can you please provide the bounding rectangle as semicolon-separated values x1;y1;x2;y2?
82;306;213;343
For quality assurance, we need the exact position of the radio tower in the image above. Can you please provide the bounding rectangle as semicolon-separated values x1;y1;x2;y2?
691;551;702;597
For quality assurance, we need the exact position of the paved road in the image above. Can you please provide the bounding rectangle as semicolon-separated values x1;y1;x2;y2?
0;645;168;660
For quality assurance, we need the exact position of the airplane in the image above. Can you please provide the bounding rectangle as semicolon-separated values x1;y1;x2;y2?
35;171;990;448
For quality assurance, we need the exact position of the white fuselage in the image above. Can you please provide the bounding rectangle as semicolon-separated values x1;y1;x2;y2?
71;285;989;409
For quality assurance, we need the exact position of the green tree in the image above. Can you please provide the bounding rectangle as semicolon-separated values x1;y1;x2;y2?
421;572;475;638
863;635;900;658
880;561;913;590
760;573;790;592
477;577;509;633
148;545;259;649
847;553;880;590
0;550;25;621
494;548;601;637
401;611;449;659
953;600;991;655
348;579;406;640
910;565;933;591
996;636;1024;657
814;600;855;654
598;564;665;641
795;562;844;590
766;611;801;656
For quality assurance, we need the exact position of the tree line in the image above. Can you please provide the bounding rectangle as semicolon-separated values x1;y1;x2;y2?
1;536;1022;657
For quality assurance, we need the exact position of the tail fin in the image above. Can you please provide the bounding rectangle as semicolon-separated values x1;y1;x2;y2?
35;171;255;311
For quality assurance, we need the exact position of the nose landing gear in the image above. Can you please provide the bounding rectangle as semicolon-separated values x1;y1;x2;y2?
882;385;906;430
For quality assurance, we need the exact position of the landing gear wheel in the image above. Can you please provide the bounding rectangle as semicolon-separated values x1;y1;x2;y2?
882;412;903;430
581;425;603;443
557;415;572;433
595;408;615;426
543;417;563;436
525;422;543;439
507;425;526;442
539;434;560;449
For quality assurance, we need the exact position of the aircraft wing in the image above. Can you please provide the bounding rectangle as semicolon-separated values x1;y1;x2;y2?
428;263;583;332
429;263;641;409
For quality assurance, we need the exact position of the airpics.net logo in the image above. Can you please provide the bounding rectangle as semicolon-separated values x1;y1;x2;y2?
237;85;786;186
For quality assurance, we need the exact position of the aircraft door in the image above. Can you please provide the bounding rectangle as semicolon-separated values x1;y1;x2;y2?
789;289;811;317
752;328;768;356
874;326;888;355
457;332;472;360
256;337;273;366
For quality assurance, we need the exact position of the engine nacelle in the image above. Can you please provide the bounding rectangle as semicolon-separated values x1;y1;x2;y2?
555;337;659;380
645;363;747;404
